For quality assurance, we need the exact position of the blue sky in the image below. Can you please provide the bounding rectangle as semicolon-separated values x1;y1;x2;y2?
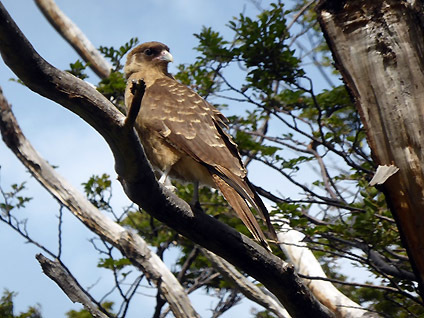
0;1;342;317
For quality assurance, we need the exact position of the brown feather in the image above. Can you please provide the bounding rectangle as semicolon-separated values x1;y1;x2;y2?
211;174;271;250
211;166;278;242
124;42;277;249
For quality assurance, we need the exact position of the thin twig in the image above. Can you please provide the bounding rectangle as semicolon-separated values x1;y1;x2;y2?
57;204;64;259
124;79;145;129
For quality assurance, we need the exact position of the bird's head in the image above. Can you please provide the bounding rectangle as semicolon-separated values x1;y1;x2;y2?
124;41;173;79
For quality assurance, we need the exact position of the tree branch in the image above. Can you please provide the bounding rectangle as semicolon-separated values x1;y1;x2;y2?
322;234;416;281
275;221;374;317
124;79;145;129
33;0;112;78
36;253;111;318
0;87;198;318
316;0;424;295
0;5;332;317
201;248;290;318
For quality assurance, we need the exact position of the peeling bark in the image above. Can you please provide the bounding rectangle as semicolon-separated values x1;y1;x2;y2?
317;0;424;295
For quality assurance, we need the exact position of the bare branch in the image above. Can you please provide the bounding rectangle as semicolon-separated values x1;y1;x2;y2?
287;0;317;31
201;248;290;318
0;182;58;259
34;0;111;78
211;289;241;318
276;221;373;317
243;113;270;168
57;204;64;259
36;253;111;318
307;145;345;202
0;87;198;318
177;246;200;283
296;273;422;306
124;79;145;129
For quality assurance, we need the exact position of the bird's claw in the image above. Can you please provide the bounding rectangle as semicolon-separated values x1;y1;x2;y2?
164;184;177;192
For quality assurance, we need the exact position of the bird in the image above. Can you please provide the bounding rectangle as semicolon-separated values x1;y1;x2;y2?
124;41;277;250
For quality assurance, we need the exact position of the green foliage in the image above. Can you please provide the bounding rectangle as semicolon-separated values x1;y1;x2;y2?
97;38;139;109
176;2;302;99
8;78;25;86
99;38;139;72
194;27;233;63
82;174;112;211
98;257;132;271
96;71;127;108
66;302;114;318
0;182;32;215
252;309;278;318
228;2;303;93
66;60;89;80
0;290;41;318
234;130;280;157
175;60;220;98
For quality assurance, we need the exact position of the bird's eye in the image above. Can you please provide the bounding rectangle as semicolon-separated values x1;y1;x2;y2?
144;49;153;56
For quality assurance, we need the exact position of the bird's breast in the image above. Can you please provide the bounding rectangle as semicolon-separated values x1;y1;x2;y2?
136;125;181;171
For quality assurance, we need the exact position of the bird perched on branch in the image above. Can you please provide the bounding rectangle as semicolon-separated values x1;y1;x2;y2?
124;41;277;250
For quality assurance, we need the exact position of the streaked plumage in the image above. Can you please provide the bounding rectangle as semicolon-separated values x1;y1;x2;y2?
124;41;277;249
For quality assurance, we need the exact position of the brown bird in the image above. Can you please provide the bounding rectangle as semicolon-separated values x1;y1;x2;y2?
124;41;277;249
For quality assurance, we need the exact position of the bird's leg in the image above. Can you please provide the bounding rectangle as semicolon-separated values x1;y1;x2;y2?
190;181;202;210
158;166;176;192
158;166;171;184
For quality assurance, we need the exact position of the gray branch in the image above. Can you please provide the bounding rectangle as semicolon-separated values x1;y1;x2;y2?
36;254;110;318
34;0;111;78
0;87;198;318
201;248;290;318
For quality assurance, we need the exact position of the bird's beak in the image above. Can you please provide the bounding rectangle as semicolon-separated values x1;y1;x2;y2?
157;50;174;63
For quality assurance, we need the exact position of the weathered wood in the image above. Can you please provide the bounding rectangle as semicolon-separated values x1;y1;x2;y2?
277;222;371;317
36;254;110;318
317;0;424;294
201;248;291;318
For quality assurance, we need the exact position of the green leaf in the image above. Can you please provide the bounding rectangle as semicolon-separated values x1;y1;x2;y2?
99;37;139;71
66;60;89;80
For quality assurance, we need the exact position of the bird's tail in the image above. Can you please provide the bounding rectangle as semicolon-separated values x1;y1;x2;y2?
212;167;278;242
246;178;279;242
211;174;271;251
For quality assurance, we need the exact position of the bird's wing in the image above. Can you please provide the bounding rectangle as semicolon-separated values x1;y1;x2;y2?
141;77;277;245
141;77;245;178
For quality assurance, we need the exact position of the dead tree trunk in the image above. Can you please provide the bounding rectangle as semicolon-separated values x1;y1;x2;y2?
317;0;424;295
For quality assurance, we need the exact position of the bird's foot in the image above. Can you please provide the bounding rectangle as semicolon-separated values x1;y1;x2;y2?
190;200;203;212
164;184;177;193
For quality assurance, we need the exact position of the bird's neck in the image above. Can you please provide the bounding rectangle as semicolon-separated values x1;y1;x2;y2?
128;64;172;87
